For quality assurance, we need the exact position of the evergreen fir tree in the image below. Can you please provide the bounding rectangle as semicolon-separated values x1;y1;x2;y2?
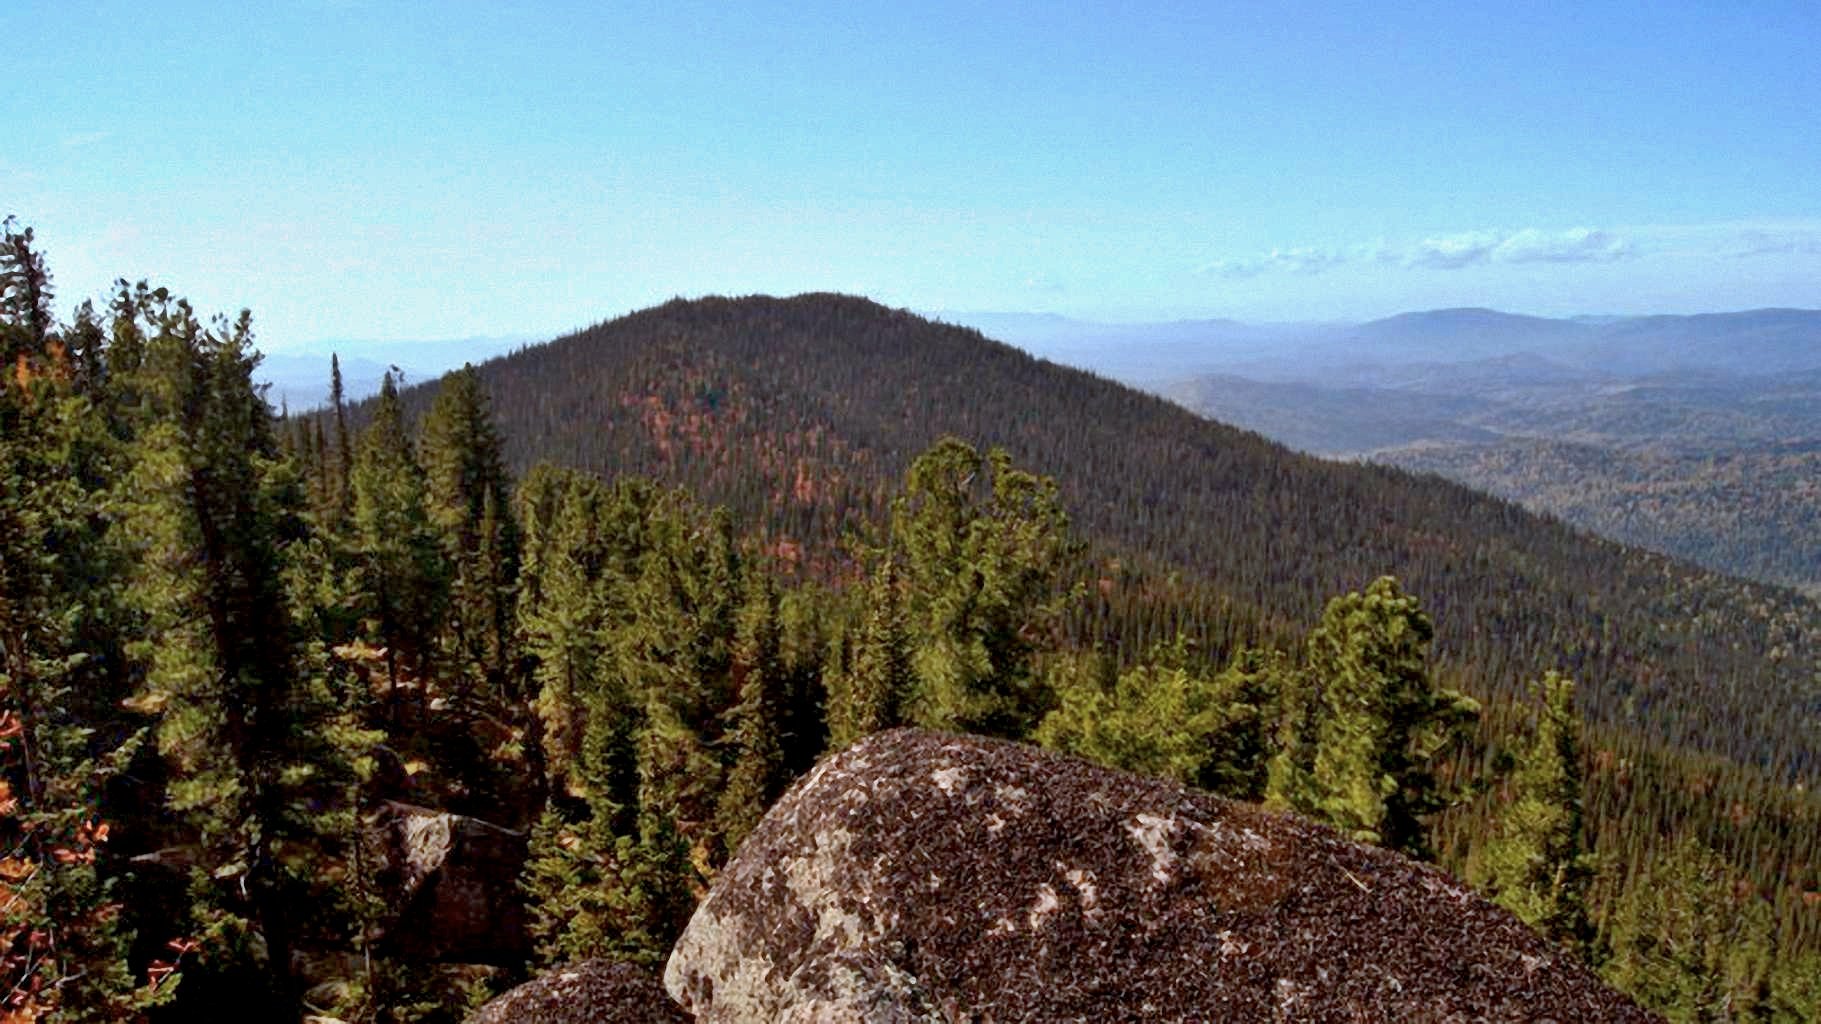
826;557;913;750
773;583;832;775
714;573;788;860
1469;672;1595;954
891;439;1078;738
1034;638;1277;799
349;371;448;725
616;498;739;833
421;365;520;699
0;230;150;1021
118;302;359;1019
1602;839;1777;1022
0;217;54;365
329;352;353;521
1265;577;1478;858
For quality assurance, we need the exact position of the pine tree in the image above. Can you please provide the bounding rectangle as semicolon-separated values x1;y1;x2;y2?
349;371;447;725
891;439;1078;738
0;227;149;1021
1035;638;1278;799
118;302;359;1019
714;573;788;860
1602;840;1777;1022
522;473;612;793
1266;577;1478;858
616;498;740;834
329;353;353;520
826;558;913;750
773;583;832;775
1469;672;1595;954
0;217;54;366
421;366;520;699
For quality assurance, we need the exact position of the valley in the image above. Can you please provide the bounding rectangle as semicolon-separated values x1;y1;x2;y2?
957;307;1821;594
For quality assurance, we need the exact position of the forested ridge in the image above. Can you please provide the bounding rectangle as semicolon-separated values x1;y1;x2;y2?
1380;438;1821;596
365;293;1820;779
3;225;1819;1021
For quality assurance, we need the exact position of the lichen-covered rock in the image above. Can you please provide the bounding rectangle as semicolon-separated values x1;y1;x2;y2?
471;960;690;1024
666;728;1658;1023
371;801;530;964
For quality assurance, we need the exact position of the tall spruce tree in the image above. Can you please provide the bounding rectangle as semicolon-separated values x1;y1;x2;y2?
825;557;913;750
1469;672;1595;953
617;498;740;833
0;223;148;1021
714;572;788;860
891;439;1077;738
421;366;519;700
329;353;352;520
119;301;358;1019
0;217;53;366
1602;839;1777;1022
1036;639;1279;800
521;471;612;793
349;371;447;724
1266;576;1478;858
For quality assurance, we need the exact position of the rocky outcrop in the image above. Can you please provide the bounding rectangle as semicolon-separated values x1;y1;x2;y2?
371;801;530;964
666;728;1657;1023
471;960;689;1024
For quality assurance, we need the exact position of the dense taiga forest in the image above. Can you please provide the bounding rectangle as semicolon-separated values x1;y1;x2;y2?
3;223;1819;1021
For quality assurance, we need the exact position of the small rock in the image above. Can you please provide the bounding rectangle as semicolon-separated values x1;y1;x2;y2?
471;960;690;1024
370;801;530;963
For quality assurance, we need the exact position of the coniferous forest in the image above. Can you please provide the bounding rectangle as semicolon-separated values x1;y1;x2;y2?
3;222;1820;1021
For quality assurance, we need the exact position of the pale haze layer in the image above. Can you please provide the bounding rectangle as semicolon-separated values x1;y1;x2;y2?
9;1;1820;352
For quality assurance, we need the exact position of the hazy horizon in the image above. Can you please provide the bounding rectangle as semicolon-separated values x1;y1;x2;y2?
11;2;1820;350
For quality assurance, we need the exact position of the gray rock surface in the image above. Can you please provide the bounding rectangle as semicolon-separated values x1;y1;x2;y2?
471;959;689;1024
371;801;529;963
666;728;1658;1023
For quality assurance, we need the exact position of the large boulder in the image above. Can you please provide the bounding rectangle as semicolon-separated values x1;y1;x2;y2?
667;728;1656;1023
471;960;690;1024
371;801;530;964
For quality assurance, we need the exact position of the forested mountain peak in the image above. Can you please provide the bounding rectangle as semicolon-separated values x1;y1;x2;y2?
366;292;1819;780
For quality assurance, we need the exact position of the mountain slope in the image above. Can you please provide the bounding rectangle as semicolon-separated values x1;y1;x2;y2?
377;294;1819;781
1380;438;1821;596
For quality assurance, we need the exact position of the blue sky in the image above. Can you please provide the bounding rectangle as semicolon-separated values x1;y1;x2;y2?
8;1;1819;349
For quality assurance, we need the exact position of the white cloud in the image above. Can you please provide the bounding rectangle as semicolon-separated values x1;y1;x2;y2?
1725;227;1821;259
1494;227;1633;264
1203;226;1640;277
1403;231;1504;269
1199;246;1344;278
1405;227;1633;268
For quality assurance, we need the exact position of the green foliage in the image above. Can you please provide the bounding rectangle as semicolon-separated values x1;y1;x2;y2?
1468;672;1595;953
7;230;1821;1023
1267;576;1479;858
825;558;914;750
715;573;790;861
1602;840;1779;1022
0;246;152;1019
421;365;520;695
891;439;1079;738
1036;639;1277;799
115;296;364;1016
350;372;449;719
0;216;54;361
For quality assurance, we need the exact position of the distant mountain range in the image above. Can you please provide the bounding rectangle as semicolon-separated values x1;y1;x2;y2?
942;307;1821;592
940;306;1821;385
345;294;1819;788
256;333;542;410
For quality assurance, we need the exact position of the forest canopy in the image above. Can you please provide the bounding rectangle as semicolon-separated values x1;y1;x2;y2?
1;222;1817;1021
